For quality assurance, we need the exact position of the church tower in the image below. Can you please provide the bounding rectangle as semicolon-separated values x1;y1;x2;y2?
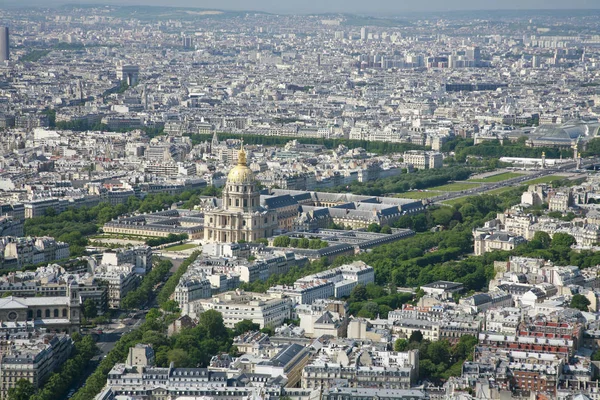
203;144;277;243
222;144;261;212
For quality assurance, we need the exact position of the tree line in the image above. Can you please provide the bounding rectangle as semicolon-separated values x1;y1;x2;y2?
186;133;428;155
321;166;475;196
146;234;188;247
8;334;97;400
23;187;218;257
121;259;173;310
444;137;573;162
157;251;202;309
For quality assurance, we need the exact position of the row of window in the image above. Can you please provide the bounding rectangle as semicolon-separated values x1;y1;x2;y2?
21;309;69;319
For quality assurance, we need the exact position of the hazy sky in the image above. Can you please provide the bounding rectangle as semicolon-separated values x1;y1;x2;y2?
4;0;599;13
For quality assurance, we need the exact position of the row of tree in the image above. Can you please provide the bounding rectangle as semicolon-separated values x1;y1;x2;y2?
272;236;328;249
322;166;475;197
186;133;428;155
9;334;98;400
121;259;173;310
23;187;218;257
145;234;189;247
157;251;202;309
445;137;573;162
70;306;243;399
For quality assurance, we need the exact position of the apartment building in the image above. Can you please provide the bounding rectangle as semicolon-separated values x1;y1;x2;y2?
185;291;293;328
402;150;443;170
0;333;73;398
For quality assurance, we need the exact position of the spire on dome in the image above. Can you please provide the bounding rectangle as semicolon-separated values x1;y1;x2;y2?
238;139;247;166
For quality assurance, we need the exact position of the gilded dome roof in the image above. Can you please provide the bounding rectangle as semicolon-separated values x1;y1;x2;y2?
227;145;255;184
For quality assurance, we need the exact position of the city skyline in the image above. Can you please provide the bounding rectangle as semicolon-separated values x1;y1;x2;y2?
2;0;599;14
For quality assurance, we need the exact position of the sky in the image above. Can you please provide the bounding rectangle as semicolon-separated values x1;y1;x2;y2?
3;0;599;14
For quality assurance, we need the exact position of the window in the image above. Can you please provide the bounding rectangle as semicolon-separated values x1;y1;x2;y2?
45;309;50;318
236;199;240;207
53;309;59;317
244;199;248;207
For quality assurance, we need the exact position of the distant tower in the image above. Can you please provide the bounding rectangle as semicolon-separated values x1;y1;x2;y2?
360;27;368;41
141;84;148;110
541;152;546;169
182;36;193;49
573;137;580;161
211;131;219;152
0;27;8;62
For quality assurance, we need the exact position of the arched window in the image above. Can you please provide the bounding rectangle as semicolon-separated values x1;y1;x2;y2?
53;309;59;317
45;309;50;318
36;310;42;318
27;310;33;320
62;309;67;317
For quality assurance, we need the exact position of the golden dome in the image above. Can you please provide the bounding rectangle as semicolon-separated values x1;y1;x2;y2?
227;144;255;184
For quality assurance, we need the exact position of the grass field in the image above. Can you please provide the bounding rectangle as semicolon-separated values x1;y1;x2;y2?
428;182;481;192
396;191;442;199
521;175;563;185
469;172;524;183
485;186;521;195
442;197;468;206
164;243;198;252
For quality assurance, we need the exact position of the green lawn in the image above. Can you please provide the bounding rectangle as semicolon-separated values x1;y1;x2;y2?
396;191;442;199
485;186;521;195
469;172;524;183
442;197;468;206
522;175;563;185
428;182;481;192
164;243;198;252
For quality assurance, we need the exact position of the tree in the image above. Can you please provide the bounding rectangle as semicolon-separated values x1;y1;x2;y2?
357;301;379;319
83;299;98;320
161;300;180;313
297;238;310;249
533;231;551;248
409;330;423;343
273;236;291;247
198;310;228;341
381;225;392;234
570;294;590;312
592;349;600;362
394;338;408;352
350;284;368;303
234;319;260;336
453;335;478;361
167;348;192;367
260;326;275;336
551;232;576;248
367;223;381;233
7;379;35;400
427;340;451;365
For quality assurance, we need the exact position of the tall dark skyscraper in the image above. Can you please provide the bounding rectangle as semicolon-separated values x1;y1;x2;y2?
0;27;8;62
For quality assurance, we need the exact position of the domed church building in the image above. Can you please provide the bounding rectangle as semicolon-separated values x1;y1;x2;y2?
203;144;278;243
